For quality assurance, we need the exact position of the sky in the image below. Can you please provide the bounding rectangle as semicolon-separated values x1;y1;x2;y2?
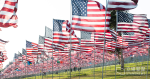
0;0;150;68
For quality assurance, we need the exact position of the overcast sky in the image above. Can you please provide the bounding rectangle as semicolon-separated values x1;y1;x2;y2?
0;0;149;68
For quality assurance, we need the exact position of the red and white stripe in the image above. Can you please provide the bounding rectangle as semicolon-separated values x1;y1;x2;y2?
107;0;138;11
72;1;111;32
44;37;65;51
0;39;8;52
0;0;18;30
53;20;79;44
118;14;149;34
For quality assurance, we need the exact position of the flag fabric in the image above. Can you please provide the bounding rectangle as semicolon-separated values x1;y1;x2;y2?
0;0;18;30
117;11;149;34
107;0;138;11
53;19;79;44
0;52;4;62
15;68;21;71
2;51;7;61
134;15;149;35
38;35;45;52
45;27;65;51
44;37;65;51
94;31;114;42
0;63;3;69
26;40;40;55
22;48;27;62
71;0;111;32
18;52;22;62
148;19;150;27
27;61;32;65
0;39;8;52
45;26;53;38
81;31;92;40
14;53;18;62
80;31;94;47
117;11;136;32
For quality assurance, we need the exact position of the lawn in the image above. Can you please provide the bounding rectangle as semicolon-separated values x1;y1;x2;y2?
20;61;150;79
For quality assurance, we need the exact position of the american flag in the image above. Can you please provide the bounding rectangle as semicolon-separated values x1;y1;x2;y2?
94;32;114;42
0;39;8;52
53;19;79;44
45;26;65;51
117;11;149;34
0;0;18;30
38;35;45;52
22;48;27;61
117;11;136;32
45;26;53;38
71;0;111;32
13;53;18;62
0;63;3;69
3;51;7;61
17;52;23;62
26;40;40;55
44;37;64;51
0;52;4;62
133;14;149;35
80;31;95;47
107;0;138;11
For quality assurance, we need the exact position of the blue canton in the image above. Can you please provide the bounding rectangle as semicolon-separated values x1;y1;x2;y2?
39;35;45;44
45;26;53;38
81;31;92;39
148;19;150;28
53;19;65;32
72;0;88;16
26;41;32;48
118;11;133;23
22;48;27;55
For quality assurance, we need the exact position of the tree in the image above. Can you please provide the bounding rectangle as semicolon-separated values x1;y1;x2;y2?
109;10;124;70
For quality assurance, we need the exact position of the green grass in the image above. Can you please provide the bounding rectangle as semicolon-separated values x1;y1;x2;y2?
20;61;150;79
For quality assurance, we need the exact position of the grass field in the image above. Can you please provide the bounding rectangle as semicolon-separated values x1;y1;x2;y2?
21;61;150;79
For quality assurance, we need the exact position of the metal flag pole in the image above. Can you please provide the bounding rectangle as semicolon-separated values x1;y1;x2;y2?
141;35;145;76
102;0;108;78
69;0;73;78
115;10;119;79
25;50;27;79
146;33;150;79
105;53;107;76
94;32;95;79
52;49;54;79
21;53;23;79
52;20;54;79
79;43;81;79
42;53;44;79
47;52;49;79
35;54;38;79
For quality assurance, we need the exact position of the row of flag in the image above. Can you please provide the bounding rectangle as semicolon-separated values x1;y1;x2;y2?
0;39;8;69
0;0;138;31
1;0;148;78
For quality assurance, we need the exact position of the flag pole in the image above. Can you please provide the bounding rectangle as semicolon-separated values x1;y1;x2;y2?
69;0;73;78
115;10;118;79
21;53;23;79
79;39;81;79
52;21;54;79
42;53;44;79
25;50;27;79
94;33;95;79
47;52;49;79
102;0;108;78
141;35;145;75
52;49;54;79
146;33;150;79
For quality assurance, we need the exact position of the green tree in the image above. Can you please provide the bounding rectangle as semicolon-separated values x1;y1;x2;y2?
109;10;124;70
